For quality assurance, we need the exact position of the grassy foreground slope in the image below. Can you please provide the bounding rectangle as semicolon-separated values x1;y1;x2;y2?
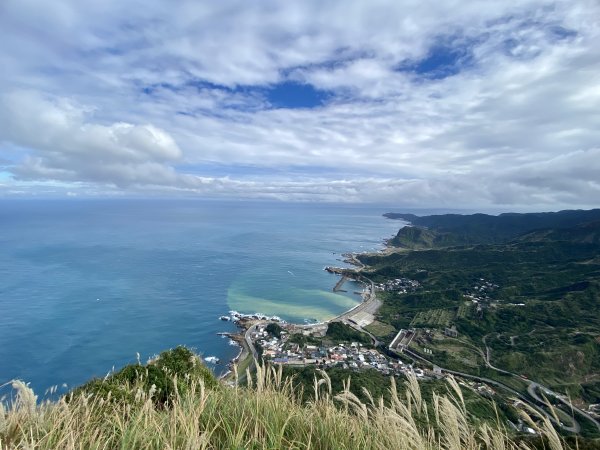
0;347;578;449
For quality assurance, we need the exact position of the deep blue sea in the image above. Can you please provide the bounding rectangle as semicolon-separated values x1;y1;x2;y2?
0;200;402;396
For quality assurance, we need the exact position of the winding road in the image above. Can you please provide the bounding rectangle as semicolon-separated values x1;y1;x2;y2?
399;347;582;433
482;334;600;433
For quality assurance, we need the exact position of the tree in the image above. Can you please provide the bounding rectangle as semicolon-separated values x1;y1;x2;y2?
266;322;282;338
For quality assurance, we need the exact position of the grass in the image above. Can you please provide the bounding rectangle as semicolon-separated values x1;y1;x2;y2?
364;320;396;339
457;302;474;319
325;322;372;345
222;340;253;384
410;308;455;328
0;347;581;449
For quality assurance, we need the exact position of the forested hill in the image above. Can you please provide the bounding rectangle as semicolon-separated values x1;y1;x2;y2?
384;209;600;248
365;209;600;413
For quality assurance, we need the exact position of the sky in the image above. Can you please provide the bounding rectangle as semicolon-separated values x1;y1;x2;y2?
0;0;599;208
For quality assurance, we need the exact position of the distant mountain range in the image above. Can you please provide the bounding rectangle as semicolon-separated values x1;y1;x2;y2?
384;209;600;249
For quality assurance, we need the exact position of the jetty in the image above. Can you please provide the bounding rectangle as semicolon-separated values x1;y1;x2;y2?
333;275;348;292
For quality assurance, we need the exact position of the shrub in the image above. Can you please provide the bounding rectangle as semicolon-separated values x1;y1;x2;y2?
71;346;217;407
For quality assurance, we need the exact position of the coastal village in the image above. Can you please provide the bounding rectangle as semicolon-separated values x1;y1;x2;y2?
246;321;427;378
220;313;582;436
217;308;515;417
214;259;600;434
373;277;420;293
216;271;428;379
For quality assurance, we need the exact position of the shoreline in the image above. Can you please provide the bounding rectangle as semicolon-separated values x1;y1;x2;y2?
217;334;245;381
218;245;388;380
217;321;251;380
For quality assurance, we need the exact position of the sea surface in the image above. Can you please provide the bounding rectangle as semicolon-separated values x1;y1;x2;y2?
0;199;401;396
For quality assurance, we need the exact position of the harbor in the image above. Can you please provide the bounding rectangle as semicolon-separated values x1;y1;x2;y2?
217;251;383;381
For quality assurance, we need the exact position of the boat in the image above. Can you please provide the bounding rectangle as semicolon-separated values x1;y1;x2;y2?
204;356;220;364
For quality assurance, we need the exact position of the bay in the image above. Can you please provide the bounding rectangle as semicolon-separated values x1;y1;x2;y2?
0;199;400;396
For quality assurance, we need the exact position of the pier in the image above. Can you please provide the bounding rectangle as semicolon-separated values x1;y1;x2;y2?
333;275;348;292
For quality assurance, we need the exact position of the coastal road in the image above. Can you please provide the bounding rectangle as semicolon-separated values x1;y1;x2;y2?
327;274;382;346
227;321;263;385
245;322;262;360
329;275;377;323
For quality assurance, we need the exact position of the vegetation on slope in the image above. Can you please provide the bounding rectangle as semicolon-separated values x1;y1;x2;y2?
363;218;600;407
325;321;372;345
70;346;218;406
280;365;511;426
384;209;600;246
389;226;442;249
0;347;581;449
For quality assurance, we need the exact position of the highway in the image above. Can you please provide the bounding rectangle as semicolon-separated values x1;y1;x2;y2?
482;334;600;433
399;348;581;433
228;321;263;385
400;336;600;434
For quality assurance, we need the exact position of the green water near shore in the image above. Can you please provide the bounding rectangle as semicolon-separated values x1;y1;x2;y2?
227;278;362;323
0;199;401;394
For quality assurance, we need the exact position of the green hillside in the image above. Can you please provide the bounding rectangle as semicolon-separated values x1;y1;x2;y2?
385;209;600;247
517;221;600;244
389;226;464;248
363;218;600;407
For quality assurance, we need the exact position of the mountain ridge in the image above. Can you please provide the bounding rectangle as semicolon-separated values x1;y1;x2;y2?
384;209;600;248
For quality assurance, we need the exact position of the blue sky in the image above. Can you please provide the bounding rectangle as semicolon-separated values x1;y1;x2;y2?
0;0;599;208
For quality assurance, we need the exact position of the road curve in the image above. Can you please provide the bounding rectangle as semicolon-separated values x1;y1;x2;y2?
483;334;600;433
400;348;582;433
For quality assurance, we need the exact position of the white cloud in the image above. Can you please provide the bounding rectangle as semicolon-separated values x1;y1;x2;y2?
0;91;182;186
0;0;599;208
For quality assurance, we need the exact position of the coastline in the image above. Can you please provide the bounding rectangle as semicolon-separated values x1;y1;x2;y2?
217;334;244;381
219;245;387;381
218;316;263;382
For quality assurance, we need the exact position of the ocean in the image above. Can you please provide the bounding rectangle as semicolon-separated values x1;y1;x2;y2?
0;199;401;396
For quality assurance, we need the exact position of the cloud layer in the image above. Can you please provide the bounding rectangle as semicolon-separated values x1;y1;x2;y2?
0;0;599;207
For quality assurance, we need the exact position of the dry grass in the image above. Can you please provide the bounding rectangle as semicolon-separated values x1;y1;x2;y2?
0;360;572;449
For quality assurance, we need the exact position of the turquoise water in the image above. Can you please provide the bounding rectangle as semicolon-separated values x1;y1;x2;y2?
0;200;400;395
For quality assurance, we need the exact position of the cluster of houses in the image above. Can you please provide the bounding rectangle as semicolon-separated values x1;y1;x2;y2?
250;324;428;378
463;278;501;317
460;379;496;398
373;277;420;293
464;278;499;303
